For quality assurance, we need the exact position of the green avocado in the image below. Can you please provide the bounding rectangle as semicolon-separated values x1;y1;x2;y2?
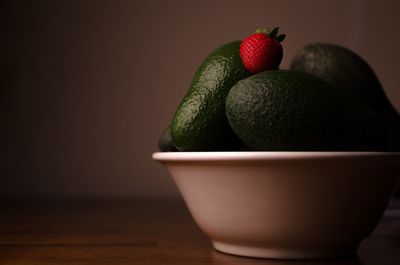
290;43;400;150
225;70;387;151
158;125;177;152
171;41;251;151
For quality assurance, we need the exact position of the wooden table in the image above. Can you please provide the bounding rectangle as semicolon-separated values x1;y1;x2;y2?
0;198;399;265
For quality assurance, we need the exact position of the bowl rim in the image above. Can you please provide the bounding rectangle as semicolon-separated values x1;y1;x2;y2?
152;151;400;162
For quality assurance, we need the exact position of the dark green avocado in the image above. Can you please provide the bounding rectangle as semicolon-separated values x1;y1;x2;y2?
158;125;177;152
171;41;251;151
226;70;387;151
290;43;400;150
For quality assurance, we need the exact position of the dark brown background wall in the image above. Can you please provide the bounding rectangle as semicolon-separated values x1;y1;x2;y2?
2;0;399;199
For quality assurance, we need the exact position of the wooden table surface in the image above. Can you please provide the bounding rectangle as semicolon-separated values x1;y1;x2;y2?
0;198;399;265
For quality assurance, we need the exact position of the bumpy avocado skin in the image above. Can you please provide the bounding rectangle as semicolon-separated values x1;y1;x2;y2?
290;43;400;151
171;41;251;151
226;70;387;151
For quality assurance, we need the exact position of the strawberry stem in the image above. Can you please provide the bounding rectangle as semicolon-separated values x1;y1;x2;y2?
254;27;286;42
255;28;268;34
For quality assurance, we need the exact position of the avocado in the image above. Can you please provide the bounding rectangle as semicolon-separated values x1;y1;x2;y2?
226;70;387;151
171;41;251;151
158;125;178;152
290;43;400;150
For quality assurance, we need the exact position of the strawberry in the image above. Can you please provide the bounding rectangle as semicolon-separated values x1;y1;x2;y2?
240;27;285;74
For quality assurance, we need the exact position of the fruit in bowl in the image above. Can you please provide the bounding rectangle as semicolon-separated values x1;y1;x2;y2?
153;27;400;259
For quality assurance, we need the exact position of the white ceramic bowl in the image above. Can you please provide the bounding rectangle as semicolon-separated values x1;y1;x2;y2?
152;152;400;259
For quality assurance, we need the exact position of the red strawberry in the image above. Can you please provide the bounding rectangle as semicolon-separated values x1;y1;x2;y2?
240;27;285;74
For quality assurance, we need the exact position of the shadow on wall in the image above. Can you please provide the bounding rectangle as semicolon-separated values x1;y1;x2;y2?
0;52;18;191
0;66;16;113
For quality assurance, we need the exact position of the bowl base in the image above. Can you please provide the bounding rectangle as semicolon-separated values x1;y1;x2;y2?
212;241;358;259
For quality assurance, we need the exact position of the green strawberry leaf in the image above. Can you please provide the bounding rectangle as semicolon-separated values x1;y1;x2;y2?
275;34;286;42
268;27;279;38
